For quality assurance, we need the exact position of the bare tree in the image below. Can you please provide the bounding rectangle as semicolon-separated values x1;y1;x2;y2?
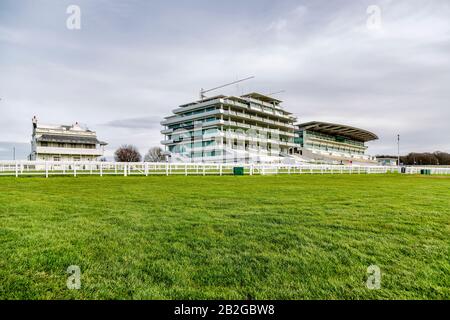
114;145;142;162
144;147;165;162
400;151;450;165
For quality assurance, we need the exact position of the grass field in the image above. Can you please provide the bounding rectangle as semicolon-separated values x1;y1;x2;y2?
0;174;449;299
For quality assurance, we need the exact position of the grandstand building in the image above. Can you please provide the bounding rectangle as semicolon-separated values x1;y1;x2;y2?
29;117;107;162
161;93;379;164
295;122;378;164
160;93;298;163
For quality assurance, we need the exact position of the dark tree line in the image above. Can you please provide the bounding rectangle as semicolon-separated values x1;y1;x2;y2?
114;145;164;162
397;151;450;165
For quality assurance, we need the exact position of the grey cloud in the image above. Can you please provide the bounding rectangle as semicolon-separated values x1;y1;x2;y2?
103;116;163;130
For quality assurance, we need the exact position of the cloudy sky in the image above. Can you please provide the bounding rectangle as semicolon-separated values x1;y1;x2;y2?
1;0;449;160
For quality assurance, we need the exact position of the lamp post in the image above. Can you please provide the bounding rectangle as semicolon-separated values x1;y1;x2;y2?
397;134;400;166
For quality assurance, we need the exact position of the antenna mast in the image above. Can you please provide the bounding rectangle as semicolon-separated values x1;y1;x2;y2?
266;90;285;96
200;76;255;100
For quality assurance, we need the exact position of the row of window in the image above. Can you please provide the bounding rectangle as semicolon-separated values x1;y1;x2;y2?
305;143;365;155
179;107;217;117
168;117;218;129
38;142;96;149
300;130;365;147
169;127;294;141
38;156;93;161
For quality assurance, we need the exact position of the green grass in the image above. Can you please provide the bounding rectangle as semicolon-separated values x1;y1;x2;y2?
0;174;449;300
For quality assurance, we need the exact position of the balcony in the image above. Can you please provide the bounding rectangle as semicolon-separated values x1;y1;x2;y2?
161;109;222;126
35;146;104;156
161;128;173;134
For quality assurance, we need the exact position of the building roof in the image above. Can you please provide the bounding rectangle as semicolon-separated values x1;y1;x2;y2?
36;134;108;145
179;95;227;108
297;121;378;142
36;123;93;132
241;92;282;104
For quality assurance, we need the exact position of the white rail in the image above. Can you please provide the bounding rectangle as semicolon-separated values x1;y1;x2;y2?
0;161;449;178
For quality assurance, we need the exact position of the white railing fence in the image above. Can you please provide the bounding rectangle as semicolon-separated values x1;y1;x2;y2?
0;161;449;178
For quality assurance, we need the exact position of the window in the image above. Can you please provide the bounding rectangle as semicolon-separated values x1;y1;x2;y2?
53;156;60;161
203;141;215;147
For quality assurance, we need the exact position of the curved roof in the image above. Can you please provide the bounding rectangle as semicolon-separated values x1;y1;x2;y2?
296;121;378;142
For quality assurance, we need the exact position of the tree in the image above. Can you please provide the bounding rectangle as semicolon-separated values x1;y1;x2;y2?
144;147;165;162
114;145;142;162
399;151;450;165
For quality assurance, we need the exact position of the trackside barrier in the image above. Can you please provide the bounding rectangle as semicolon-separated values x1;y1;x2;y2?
0;161;449;178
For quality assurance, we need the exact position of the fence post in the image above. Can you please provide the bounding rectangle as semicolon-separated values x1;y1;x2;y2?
203;164;206;176
74;163;77;177
15;161;19;178
45;162;48;178
124;164;127;177
100;163;103;177
185;164;188;176
166;163;169;176
219;164;222;176
145;163;148;176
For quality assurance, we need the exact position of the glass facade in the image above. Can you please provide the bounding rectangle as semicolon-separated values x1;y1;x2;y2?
161;94;297;163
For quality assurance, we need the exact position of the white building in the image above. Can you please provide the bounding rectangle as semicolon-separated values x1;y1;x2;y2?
161;93;380;164
29;117;107;162
161;93;298;163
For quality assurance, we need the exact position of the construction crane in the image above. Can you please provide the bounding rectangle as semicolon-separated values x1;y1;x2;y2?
200;76;255;100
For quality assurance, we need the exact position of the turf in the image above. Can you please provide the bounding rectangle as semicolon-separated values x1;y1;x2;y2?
0;174;448;299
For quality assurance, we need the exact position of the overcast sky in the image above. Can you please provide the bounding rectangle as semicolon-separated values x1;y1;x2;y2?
1;0;449;160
